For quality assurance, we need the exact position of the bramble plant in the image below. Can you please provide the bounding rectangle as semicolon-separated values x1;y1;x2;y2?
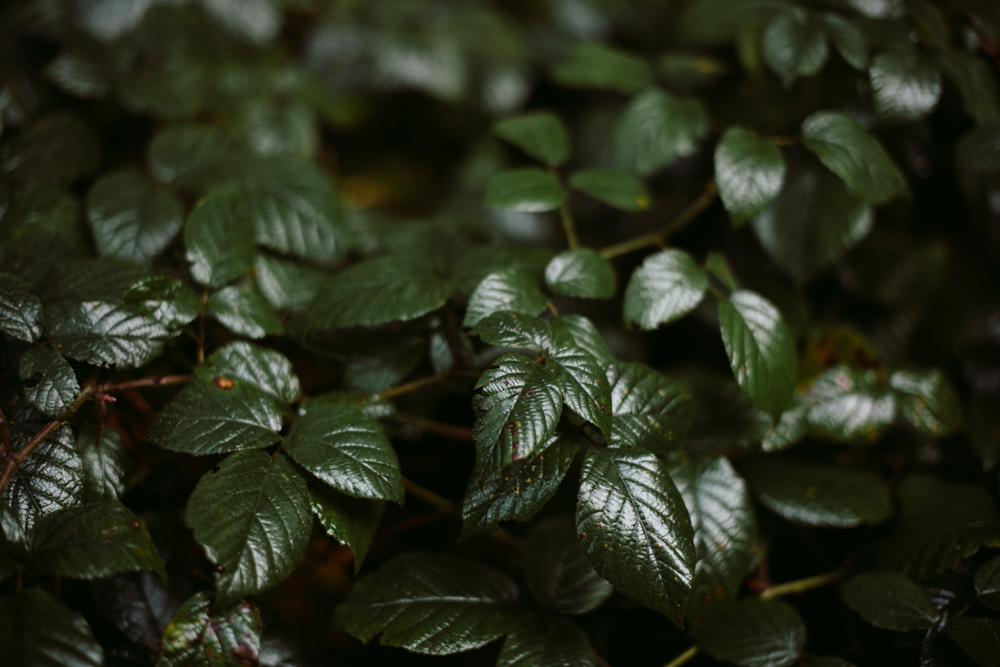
1;0;1000;666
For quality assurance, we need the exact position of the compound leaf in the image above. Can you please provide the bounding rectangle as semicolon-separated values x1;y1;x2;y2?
549;345;613;435
607;361;694;453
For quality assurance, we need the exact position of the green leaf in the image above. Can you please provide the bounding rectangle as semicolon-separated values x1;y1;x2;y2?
614;89;709;175
801;111;910;205
524;515;614;615
936;50;1000;126
87;170;184;264
957;120;1000;176
254;253;329;312
451;245;554;294
308;256;453;329
761;397;809;452
198;341;300;405
494;113;569;167
714;127;786;225
840;571;940;631
19;347;79;418
554;314;615;363
238;99;318;159
156;592;261;667
123;276;201;329
761;9;829;88
549;346;613;435
44;50;112;99
869;49;942;124
667;452;757;622
460;433;578;539
336;551;520;655
606;361;694;453
497;615;597;667
752;155;873;285
969;394;1000;471
148;124;241;189
284;401;404;503
658;53;728;89
889;370;961;437
0;273;42;341
4;424;84;535
146;378;283;456
484;169;568;213
471;311;553;351
472;354;563;473
463;270;549;328
820;13;868;70
568;169;651;212
550;43;653;95
208;281;284;339
75;424;129;503
27;501;165;580
203;0;280;44
545;249;616;300
718;290;798;416
576;445;695;626
46;301;171;369
624;249;708;330
0;111;102;185
184;184;258;288
744;458;891;527
977;556;1000;610
806;366;896;444
697;598;806;667
946;617;1000;667
186;450;312;607
877;473;1000;580
429;332;454;374
0;587;103;667
309;485;384;573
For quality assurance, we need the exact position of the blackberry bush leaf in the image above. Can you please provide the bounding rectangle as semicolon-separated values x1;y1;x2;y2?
568;169;651;212
806;366;896;444
494;113;569;167
697;598;806;667
197;341;301;405
156;592;261;667
523;515;614;615
208;281;284;339
4;424;85;535
484;169;568;213
463;270;548;328
19;347;79;418
890;369;961;437
714;127;786;225
761;8;828;88
549;345;613;435
550;43;652;94
87;170;184;264
0;273;43;342
184;184;258;289
0;587;103;667
310;485;384;573
471;311;553;351
75;425;129;503
840;571;940;631
497;615;598;667
545;248;616;299
624;249;708;330
46;301;172;369
614;89;709;175
606;361;694;453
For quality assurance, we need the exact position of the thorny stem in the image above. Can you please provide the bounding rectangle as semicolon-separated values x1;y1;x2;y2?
600;180;718;259
401;477;520;547
550;167;580;248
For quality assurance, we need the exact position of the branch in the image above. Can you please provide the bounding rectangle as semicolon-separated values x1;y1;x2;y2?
0;405;12;456
97;374;195;393
401;476;520;547
550;167;579;248
395;413;475;442
379;374;449;400
601;179;717;259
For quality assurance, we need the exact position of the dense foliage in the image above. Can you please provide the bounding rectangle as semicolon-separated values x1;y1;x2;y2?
1;0;1000;665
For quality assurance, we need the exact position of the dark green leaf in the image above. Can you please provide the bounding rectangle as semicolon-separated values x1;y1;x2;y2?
429;332;453;374
761;9;828;88
877;474;1000;580
19;347;79;418
752;155;873;285
969;394;1000;470
806;366;896;444
0;273;42;342
658;53;728;89
198;341;300;405
624;249;708;330
484;169;568;213
697;598;806;667
208;281;284;339
0;112;102;184
568;169;651;212
156;592;261;667
343;344;425;394
761;397;809;452
203;0;280;44
308;256;453;329
254;254;327;314
820;13;868;70
554;314;615;363
186;450;312;607
801;111;910;205
549;345;613;435
460;433;578;539
44;50;112;99
27;501;165;580
614;89;709;175
284;401;403;503
714;127;786;225
4;424;84;534
744;458;891;527
0;587;103;666
184;184;258;288
238;99;318;159
39;257;152;309
310;485;384;573
47;301;171;369
472;354;563;473
976;556;1000;609
706;250;738;290
494;113;569;167
497;615;597;667
148;124;241;189
471;311;553;351
946;617;1000;667
545;249;616;300
680;373;772;451
146;378;283;456
840;571;940;631
957;120;1000;176
75;424;129;503
576;445;695;626
718;290;798;416
550;43;652;94
77;0;152;40
890;370;961;437
463;270;549;328
87;170;184;264
336;551;520;655
606;361;694;453
936;50;1000;126
123;276;201;329
869;49;942;124
524;515;614;615
667;452;757;622
451;245;554;294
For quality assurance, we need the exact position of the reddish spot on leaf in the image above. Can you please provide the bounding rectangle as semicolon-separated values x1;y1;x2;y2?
213;376;236;390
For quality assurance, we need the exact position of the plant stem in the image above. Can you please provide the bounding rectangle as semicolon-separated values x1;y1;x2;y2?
550;167;579;248
379;374;448;400
401;476;520;547
601;179;717;259
662;645;699;667
197;287;208;365
395;413;475;442
97;374;196;393
0;405;12;456
760;569;846;599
